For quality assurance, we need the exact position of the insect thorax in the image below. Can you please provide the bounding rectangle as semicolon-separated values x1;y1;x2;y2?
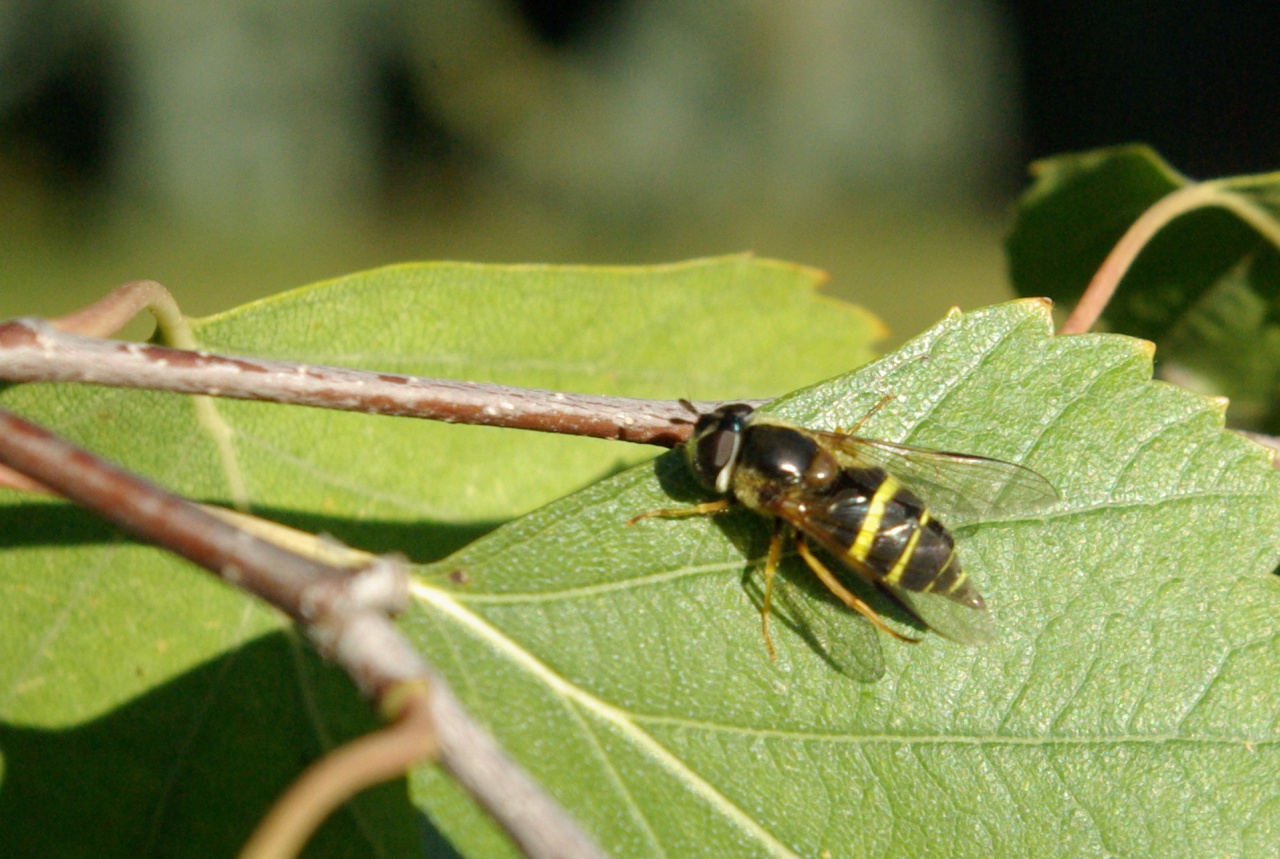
731;423;839;510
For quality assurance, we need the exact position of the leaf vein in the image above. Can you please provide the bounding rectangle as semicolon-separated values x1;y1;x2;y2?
411;582;807;859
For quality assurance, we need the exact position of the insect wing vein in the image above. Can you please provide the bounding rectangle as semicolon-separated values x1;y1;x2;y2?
808;429;1057;525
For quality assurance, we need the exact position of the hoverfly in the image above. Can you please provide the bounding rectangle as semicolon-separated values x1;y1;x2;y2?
630;399;1057;655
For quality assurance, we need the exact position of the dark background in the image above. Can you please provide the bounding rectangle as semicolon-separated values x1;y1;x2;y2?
1010;1;1280;179
2;1;1276;339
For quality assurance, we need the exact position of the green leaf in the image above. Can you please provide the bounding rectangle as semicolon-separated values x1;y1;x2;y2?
406;299;1280;858
0;258;880;857
1007;145;1280;428
1007;145;1190;315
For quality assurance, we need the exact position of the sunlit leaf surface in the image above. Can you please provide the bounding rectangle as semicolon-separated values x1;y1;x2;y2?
409;299;1280;858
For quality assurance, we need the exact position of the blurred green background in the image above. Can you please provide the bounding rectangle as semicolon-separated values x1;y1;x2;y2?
3;1;1277;345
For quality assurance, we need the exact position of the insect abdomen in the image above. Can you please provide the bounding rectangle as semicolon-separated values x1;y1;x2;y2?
836;470;984;609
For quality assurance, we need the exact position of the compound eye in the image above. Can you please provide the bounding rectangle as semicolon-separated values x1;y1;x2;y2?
686;406;749;492
694;428;737;477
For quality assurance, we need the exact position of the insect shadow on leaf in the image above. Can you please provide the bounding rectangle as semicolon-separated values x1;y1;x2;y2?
632;400;1058;669
640;444;900;680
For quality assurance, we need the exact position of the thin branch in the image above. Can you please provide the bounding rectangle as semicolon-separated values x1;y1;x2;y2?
0;317;734;448
43;279;253;506
0;286;735;857
0;406;377;628
240;684;438;859
1061;182;1280;335
0;406;607;859
50;278;193;344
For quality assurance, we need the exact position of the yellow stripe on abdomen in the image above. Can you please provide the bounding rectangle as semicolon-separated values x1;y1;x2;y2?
941;552;967;594
849;476;899;563
883;510;927;586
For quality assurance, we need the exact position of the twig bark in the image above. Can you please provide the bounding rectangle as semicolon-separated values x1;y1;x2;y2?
0;281;760;858
0;406;607;859
0;317;733;447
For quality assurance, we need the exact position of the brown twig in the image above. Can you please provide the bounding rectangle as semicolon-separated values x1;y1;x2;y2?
0;283;748;857
0;406;607;859
0;407;382;623
40;279;252;505
0;317;732;448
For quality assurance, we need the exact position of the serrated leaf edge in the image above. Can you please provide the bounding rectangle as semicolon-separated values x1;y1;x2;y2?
191;255;834;327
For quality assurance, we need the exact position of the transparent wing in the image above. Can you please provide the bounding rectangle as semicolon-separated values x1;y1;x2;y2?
772;497;997;645
809;429;1058;526
767;568;888;679
881;586;996;645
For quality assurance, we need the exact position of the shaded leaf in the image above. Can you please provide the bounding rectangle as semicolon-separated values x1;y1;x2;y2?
1007;145;1280;427
0;258;879;857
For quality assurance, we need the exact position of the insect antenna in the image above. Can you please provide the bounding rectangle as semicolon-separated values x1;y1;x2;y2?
675;398;701;421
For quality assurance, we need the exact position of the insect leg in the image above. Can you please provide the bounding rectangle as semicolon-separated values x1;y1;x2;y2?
759;521;785;660
626;498;733;526
841;393;896;435
796;538;920;643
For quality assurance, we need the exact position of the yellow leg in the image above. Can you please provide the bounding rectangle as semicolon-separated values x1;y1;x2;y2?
796;539;919;643
842;393;896;435
626;498;733;526
631;498;786;659
759;523;784;660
